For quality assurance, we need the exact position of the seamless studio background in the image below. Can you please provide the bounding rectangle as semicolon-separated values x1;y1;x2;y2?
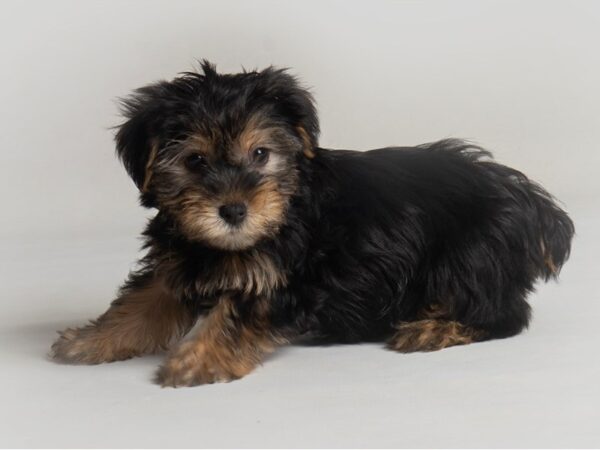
1;0;599;447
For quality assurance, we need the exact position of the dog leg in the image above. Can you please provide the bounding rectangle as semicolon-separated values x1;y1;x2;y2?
387;319;485;353
50;275;193;364
156;296;285;387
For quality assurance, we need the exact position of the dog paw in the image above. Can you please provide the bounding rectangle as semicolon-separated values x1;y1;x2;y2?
50;327;134;364
154;341;241;387
50;328;95;364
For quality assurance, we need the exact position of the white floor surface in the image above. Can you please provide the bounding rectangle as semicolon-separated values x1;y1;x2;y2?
1;206;599;448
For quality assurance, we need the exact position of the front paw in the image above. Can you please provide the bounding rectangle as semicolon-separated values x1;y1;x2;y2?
155;341;244;387
50;327;96;364
50;326;135;364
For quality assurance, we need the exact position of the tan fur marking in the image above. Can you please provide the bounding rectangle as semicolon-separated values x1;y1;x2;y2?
248;178;287;230
172;191;222;241
545;256;558;274
142;140;159;192
156;296;284;387
156;246;286;298
180;133;213;156
207;251;286;295
237;117;279;158
51;278;193;364
169;177;288;251
296;126;315;159
540;239;558;274
387;320;484;353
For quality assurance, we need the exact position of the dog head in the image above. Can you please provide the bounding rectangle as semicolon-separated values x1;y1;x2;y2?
115;61;319;250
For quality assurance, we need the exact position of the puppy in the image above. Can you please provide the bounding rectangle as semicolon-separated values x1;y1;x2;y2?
51;61;574;387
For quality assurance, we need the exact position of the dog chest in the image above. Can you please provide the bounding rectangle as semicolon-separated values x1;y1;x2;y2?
196;251;287;297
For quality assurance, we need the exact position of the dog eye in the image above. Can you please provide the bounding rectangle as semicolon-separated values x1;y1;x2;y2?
185;153;208;171
251;147;270;165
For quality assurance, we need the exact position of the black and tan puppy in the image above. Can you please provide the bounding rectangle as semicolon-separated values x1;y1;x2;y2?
51;61;574;387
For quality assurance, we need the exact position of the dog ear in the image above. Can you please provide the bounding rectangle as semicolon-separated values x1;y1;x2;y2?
296;126;316;159
258;67;320;159
115;90;164;207
289;85;319;159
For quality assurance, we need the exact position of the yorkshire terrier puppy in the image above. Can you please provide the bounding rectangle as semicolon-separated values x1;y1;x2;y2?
51;61;574;387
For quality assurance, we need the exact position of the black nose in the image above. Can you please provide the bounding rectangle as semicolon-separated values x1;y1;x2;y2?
219;203;247;226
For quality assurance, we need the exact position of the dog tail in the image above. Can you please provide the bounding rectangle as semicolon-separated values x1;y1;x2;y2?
421;139;574;280
526;181;575;279
485;161;575;280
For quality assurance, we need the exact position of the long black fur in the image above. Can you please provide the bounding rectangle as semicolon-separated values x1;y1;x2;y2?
272;141;575;342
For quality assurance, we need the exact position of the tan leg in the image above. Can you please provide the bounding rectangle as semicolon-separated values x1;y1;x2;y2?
387;319;485;353
156;296;285;387
50;276;193;364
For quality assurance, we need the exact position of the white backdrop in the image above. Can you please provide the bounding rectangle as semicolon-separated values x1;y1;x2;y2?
1;0;599;447
1;0;599;239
